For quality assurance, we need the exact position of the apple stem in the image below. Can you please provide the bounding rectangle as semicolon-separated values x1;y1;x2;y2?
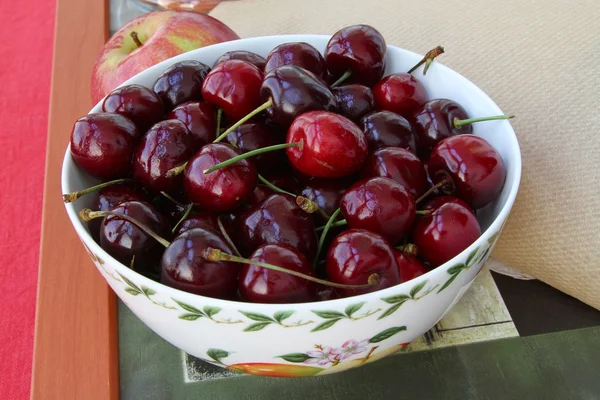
395;243;418;256
257;175;296;197
130;31;143;48
160;191;184;207
407;46;445;75
215;108;223;136
172;203;193;234
79;208;170;248
316;219;347;232
217;216;242;257
314;208;342;265
203;142;302;174
213;98;273;143
415;178;452;204
63;178;132;203
202;247;375;289
453;114;515;129
166;161;188;178
331;70;352;87
296;196;331;220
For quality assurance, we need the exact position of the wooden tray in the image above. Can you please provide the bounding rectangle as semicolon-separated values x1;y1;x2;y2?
30;1;118;399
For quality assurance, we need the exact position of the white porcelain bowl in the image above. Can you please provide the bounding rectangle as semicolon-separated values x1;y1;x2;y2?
62;35;521;377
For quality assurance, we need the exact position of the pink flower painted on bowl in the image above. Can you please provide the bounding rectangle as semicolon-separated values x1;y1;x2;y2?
332;339;370;361
304;346;337;366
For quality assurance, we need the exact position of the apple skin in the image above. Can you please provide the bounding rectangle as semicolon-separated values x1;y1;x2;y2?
91;11;239;104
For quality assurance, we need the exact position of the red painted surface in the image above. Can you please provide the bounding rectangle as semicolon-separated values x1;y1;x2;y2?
0;1;55;398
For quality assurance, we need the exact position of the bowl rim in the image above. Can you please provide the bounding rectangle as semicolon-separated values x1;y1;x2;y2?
62;34;522;311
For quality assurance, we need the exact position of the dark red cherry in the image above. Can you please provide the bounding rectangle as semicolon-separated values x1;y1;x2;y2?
166;101;217;148
70;113;139;180
226;122;285;172
421;196;473;214
300;179;347;220
427;135;506;209
173;212;220;236
286;111;368;178
239;244;317;303
326;229;400;297
260;65;337;126
102;84;164;132
213;50;266;70
161;228;239;299
361;147;427;198
360;111;417;153
153;61;211;111
245;184;276;208
132;120;196;193
261;170;302;194
89;184;146;240
340;177;416;244
332;84;375;122
184;143;258;212
240;194;318;259
264;42;326;78
201;60;263;120
325;24;386;86
373;73;427;118
411;203;482;267
393;248;430;283
99;201;170;271
412;99;471;157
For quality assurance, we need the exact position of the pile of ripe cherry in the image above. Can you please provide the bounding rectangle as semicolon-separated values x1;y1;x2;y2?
65;24;512;304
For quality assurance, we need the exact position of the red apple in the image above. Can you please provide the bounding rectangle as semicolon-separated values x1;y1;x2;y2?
91;11;239;104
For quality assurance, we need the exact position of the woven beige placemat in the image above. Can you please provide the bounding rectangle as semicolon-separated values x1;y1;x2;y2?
210;0;600;309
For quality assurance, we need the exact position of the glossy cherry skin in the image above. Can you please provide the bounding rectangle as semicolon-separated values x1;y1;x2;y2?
184;143;258;212
301;179;347;221
264;42;327;78
166;101;217;148
132;120;195;193
361;147;427;198
373;73;427;118
226;122;285;172
421;196;473;214
393;249;430;283
240;194;318;259
332;84;374;123
427;135;506;209
161;228;239;299
153;61;211;111
326;229;400;297
89;184;146;240
213;50;266;70
102;84;164;132
286;111;368;178
412;99;471;158
260;65;337;126
99;201;171;272
325;24;386;86
411;203;482;267
340;177;416;244
360;111;417;153
239;244;318;303
201;60;263;120
173;212;220;236
70;113;139;180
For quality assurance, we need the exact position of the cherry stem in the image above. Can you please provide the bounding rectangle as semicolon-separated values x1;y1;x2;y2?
130;31;143;48
203;142;301;174
415;178;451;204
296;196;331;220
407;46;445;75
331;70;352;87
79;208;170;248
316;219;347;232
172;203;193;234
395;243;418;256
213;98;273;143
453;114;515;129
216;108;223;136
160;191;184;207
202;247;375;289
63;178;132;203
217;216;241;257
257;175;296;197
315;208;342;265
415;210;432;215
166;161;188;178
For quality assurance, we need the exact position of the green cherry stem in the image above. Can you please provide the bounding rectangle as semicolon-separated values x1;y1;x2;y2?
217;216;241;257
160;191;184;207
63;178;133;203
453;114;515;129
79;208;170;248
315;208;342;265
166;162;188;178
202;247;377;289
415;210;432;216
331;70;352;87
296;196;331;220
203;142;301;174
215;108;223;136
258;175;296;196
213;98;273;143
407;46;444;75
395;243;418;256
316;219;347;232
415;178;452;204
172;203;193;234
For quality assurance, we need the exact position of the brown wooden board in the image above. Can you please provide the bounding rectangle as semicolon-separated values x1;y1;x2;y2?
30;0;117;399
